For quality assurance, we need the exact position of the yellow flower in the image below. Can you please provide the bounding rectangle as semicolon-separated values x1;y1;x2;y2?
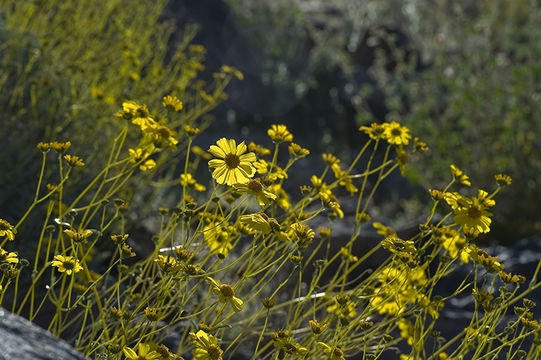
49;141;71;153
149;125;178;149
64;155;85;167
253;160;288;182
373;222;397;237
63;229;93;243
37;142;50;152
359;123;386;140
288;143;310;158
208;138;256;185
128;148;155;171
317;342;346;360
239;213;288;241
322;153;339;166
383;121;411;145
116;101;156;131
248;142;271;156
206;277;243;312
52;255;83;275
268;184;291;210
331;163;358;194
0;219;16;241
155;255;181;272
319;191;344;219
0;248;18;264
192;146;213;160
447;190;494;233
495;174;512;186
267;124;293;143
180;173;207;192
123;343;161;360
234;179;276;206
184;125;200;136
290;222;315;249
398;318;416;345
190;330;223;360
450;165;471;186
204;223;233;256
162;95;183;111
327;295;357;319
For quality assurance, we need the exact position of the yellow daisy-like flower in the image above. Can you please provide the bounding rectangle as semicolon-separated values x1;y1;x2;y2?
162;95;183;112
204;223;233;256
239;213;289;241
180;173;207;192
268;184;291;210
288;143;310;159
208;138;256;185
123;343;161;360
128;148;156;171
0;248;18;264
149;125;178;149
49;141;72;153
51;255;83;275
450;165;471;186
326;295;357;319
192;146;213;160
63;229;93;243
206;277;243;312
248;142;271;156
383;121;411;145
190;330;223;360
0;219;16;241
64;155;85;167
234;179;276;206
359;123;386;140
317;342;346;360
267;124;293;143
155;255;182;272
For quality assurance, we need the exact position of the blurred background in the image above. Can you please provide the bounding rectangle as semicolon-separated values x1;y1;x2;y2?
2;0;541;245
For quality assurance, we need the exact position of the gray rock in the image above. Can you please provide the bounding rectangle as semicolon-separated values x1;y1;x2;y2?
0;308;88;360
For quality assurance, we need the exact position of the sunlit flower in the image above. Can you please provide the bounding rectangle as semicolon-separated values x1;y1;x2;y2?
239;213;288;241
208;138;256;185
317;342;346;360
288;143;310;158
190;330;223;360
184;125;200;136
319;191;344;219
0;219;16;241
234;179;276;206
128;148;155;171
383;121;411;145
267;124;293;143
64;155;85;167
123;343;161;360
49;141;71;153
398;318;416;345
253;160;288;182
52;255;83;275
290;222;315;249
162;95;183;112
63;229;93;243
331;163;358;194
359;123;386;140
495;174;512;186
327;295;357;319
0;248;18;264
322;153;339;166
149;125;178;149
268;184;291;210
155;255;181;272
204;223;233;256
446;190;494;233
206;277;243;312
450;165;471;186
180;173;206;192
248;142;271;156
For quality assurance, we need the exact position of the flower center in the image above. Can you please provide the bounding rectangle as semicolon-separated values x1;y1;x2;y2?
224;153;240;169
157;126;172;138
62;261;75;270
467;206;482;219
220;284;235;298
247;180;263;193
391;128;402;137
207;344;222;360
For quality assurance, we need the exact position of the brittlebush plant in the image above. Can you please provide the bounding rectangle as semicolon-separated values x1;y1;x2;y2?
1;99;540;360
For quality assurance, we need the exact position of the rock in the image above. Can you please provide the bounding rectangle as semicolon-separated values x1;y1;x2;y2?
0;308;88;360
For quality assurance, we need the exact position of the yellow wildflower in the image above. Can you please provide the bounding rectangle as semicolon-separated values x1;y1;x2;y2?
128;148;155;171
373;222;397;237
184;125;200;136
359;123;386;140
49;141;71;153
208;138;256;185
206;277;243;312
319;191;344;219
155;255;181;272
63;229;93;243
317;342;346;360
288;143;310;158
331;163;358;194
52;255;83;275
0;219;16;241
37;142;50;152
239;213;288;241
204;223;233;256
149;125;178;149
398;318;416;345
322;153;339;166
180;173;206;192
0;248;18;264
450;165;471;186
123;343;160;360
162;95;183;112
290;222;315;249
190;330;223;360
267;124;293;143
192;146;213;160
495;174;512;186
234;179;276;206
445;190;494;233
64;155;85;167
327;295;357;319
383;121;411;145
253;160;288;182
248;142;271;156
268;184;291;210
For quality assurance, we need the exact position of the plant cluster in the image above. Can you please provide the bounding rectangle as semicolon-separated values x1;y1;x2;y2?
1;97;540;360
